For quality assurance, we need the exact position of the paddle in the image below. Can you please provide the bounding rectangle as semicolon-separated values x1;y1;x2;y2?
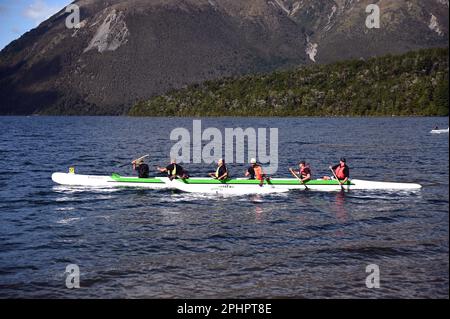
289;167;309;190
133;154;150;163
118;154;150;168
259;177;264;187
330;166;345;191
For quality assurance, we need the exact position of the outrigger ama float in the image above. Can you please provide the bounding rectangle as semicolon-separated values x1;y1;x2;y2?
52;172;422;195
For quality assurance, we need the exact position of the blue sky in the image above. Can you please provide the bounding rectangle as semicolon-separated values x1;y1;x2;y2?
0;0;73;50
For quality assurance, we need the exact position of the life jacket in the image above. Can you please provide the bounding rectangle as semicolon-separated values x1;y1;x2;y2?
247;166;256;179
300;165;311;178
254;165;264;180
169;164;179;176
335;165;346;179
138;164;150;178
215;165;227;178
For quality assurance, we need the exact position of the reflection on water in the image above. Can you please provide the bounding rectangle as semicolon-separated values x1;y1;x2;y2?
334;191;348;223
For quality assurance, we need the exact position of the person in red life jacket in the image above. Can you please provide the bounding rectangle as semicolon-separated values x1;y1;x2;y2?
245;158;267;186
132;159;150;178
324;158;350;184
156;159;189;181
209;158;229;180
292;161;312;183
245;158;257;179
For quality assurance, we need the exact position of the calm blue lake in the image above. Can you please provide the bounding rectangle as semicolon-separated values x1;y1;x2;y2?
0;116;448;298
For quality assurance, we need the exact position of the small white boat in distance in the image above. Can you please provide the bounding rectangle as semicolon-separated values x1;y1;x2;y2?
430;127;449;134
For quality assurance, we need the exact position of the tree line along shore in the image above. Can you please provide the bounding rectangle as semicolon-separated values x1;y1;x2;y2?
129;47;449;117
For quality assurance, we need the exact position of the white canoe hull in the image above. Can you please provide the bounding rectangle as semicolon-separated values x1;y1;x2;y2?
340;179;422;190
51;173;168;189
52;173;422;194
160;177;422;195
160;177;289;195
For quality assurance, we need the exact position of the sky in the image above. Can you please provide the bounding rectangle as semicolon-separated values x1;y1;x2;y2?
0;0;73;50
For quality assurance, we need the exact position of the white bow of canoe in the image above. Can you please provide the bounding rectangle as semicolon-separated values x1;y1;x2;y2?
51;172;168;189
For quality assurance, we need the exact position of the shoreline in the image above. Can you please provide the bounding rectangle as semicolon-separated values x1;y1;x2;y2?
1;114;449;118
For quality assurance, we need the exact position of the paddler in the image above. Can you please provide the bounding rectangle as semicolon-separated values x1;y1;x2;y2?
245;158;267;186
209;158;229;180
292;161;312;183
245;158;258;179
156;159;189;180
324;158;350;184
132;158;150;178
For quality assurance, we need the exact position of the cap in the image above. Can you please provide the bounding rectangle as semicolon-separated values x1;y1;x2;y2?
340;157;346;163
250;158;257;164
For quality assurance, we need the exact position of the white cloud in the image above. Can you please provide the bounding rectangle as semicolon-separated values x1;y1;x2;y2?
23;0;60;24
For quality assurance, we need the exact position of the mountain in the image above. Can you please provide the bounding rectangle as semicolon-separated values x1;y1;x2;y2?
129;47;449;117
0;0;448;115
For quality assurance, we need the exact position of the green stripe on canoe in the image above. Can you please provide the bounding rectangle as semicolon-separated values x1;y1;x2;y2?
179;179;354;186
111;173;164;183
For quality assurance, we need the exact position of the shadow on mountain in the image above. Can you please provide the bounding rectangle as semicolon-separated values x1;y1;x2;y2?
0;86;59;115
0;56;63;114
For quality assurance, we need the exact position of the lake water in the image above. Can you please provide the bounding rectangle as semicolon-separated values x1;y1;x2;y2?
0;116;448;298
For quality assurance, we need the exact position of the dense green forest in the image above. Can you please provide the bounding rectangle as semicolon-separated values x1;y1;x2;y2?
129;47;449;117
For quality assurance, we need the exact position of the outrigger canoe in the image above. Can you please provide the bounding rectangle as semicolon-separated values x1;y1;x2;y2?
52;172;422;195
160;177;421;195
430;128;449;134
